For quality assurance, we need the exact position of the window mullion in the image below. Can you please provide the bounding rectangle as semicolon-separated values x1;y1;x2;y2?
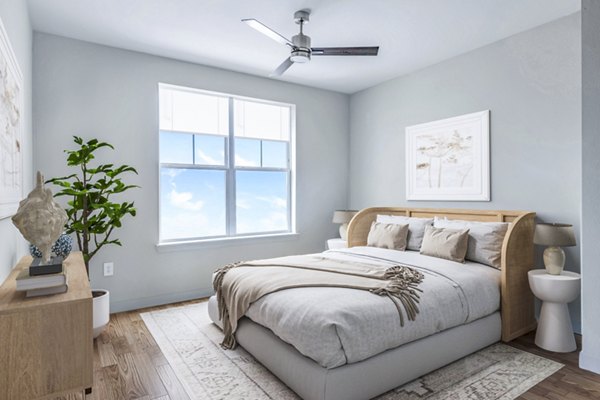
226;97;236;236
192;134;195;165
287;169;292;234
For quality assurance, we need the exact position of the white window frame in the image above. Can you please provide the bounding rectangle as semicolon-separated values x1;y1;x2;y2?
157;83;296;246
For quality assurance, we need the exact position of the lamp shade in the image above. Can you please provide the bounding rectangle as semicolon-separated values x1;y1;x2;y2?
534;223;576;247
332;210;358;224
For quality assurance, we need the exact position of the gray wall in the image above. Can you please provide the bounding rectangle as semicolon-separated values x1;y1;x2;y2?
0;0;33;282
349;14;582;331
33;33;349;312
581;0;600;374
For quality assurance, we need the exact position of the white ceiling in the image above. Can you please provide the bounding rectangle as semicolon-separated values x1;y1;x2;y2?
26;0;580;94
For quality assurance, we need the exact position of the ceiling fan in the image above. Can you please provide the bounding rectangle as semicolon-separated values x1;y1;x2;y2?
242;10;380;77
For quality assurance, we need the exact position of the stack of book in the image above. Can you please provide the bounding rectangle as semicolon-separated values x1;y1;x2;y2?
16;268;68;297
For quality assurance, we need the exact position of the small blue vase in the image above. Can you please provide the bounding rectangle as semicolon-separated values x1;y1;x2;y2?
30;234;73;258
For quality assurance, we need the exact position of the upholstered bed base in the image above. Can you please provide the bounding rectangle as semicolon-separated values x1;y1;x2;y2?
207;296;501;400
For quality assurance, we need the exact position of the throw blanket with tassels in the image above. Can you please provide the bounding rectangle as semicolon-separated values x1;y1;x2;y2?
213;255;424;349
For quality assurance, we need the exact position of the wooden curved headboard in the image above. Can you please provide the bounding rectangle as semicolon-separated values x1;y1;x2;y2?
347;207;536;342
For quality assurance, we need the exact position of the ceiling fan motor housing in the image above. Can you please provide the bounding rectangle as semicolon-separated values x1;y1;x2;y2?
291;33;311;63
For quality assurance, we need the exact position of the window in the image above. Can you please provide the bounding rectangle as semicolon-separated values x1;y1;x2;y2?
158;84;294;242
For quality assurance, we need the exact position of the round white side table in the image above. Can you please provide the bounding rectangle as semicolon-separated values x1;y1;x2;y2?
528;269;580;353
327;238;347;250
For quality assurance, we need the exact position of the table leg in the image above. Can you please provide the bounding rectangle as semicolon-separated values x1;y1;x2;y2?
536;301;576;352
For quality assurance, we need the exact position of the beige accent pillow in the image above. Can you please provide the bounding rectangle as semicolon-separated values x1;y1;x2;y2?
376;215;433;250
434;217;509;269
420;225;470;263
367;222;409;250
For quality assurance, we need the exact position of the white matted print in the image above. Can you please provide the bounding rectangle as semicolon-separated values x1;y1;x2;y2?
406;110;490;201
0;16;23;219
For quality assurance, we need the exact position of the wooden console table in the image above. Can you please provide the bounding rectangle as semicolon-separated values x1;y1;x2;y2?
0;252;93;399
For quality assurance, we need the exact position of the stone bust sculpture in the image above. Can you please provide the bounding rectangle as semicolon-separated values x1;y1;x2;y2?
12;171;67;264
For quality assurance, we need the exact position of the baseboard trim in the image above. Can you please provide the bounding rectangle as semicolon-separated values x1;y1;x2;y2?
580;350;600;374
109;288;214;313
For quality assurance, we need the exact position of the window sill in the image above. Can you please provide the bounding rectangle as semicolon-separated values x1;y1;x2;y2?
155;232;300;252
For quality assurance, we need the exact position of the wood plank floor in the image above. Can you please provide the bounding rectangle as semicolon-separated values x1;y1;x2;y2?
52;299;600;400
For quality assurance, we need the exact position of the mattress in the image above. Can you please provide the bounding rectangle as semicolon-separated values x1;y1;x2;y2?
226;246;501;369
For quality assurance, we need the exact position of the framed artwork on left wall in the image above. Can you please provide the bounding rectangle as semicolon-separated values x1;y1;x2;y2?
405;110;490;201
0;16;24;219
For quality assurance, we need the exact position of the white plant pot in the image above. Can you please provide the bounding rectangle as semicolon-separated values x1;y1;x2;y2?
92;289;110;338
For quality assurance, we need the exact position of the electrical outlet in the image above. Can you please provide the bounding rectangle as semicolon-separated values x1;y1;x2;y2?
103;262;114;277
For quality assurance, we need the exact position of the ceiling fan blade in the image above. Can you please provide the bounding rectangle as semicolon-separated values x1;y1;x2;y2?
311;46;379;56
270;58;294;77
242;18;293;48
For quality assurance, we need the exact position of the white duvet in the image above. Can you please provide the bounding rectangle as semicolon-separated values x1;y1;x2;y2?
241;246;501;369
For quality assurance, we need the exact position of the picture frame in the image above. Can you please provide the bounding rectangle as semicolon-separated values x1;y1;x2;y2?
405;110;490;201
0;16;24;219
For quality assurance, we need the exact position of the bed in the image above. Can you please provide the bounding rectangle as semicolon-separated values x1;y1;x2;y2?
207;207;536;400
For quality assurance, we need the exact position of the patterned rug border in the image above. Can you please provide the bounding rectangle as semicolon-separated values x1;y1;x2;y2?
141;302;563;400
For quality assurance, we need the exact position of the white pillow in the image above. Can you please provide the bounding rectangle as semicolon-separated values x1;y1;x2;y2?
433;217;509;269
376;215;433;251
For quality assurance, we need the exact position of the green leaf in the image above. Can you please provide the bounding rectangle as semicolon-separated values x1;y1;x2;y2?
46;135;140;273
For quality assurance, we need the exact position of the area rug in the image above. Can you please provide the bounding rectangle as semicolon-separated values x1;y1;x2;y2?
141;302;562;400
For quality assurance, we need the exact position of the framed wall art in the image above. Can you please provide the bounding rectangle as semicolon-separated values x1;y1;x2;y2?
405;110;490;201
0;16;24;219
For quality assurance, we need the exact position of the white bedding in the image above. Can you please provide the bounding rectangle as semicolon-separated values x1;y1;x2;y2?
242;246;501;369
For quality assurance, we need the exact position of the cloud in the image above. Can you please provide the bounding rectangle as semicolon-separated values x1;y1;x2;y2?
236;198;251;210
235;154;259;167
271;197;287;208
161;210;224;240
259;211;288;231
236;194;287;212
162;169;204;211
195;148;220;165
160;167;225;240
255;195;287;209
162;168;182;179
169;189;204;211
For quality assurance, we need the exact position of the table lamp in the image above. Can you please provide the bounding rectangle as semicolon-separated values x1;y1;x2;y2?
332;210;358;241
533;223;576;275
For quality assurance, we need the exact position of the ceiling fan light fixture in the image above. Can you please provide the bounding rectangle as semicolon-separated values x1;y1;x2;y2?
290;49;311;63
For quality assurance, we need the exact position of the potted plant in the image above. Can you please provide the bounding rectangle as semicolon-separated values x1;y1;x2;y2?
48;136;138;337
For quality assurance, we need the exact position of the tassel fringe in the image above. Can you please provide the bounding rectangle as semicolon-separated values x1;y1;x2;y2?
369;266;424;327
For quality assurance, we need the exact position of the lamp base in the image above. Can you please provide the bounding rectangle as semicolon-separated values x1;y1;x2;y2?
339;223;349;241
543;246;565;275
